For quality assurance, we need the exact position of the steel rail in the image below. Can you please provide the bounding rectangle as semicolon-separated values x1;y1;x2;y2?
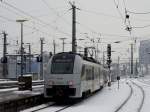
114;82;133;112
131;81;145;112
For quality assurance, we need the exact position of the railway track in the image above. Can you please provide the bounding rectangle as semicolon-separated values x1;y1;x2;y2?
23;100;77;112
31;105;73;112
131;81;145;112
114;82;133;112
137;78;150;86
114;80;145;112
27;102;56;112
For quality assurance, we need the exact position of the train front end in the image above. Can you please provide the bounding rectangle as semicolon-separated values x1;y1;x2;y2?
44;52;82;98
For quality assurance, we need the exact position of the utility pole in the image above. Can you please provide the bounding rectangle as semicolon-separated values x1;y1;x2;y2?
135;59;138;77
117;56;120;89
2;31;8;77
53;40;56;55
15;50;18;78
117;56;120;77
40;38;44;80
131;43;133;77
27;43;31;73
16;19;28;77
59;38;67;52
70;2;77;53
96;38;101;60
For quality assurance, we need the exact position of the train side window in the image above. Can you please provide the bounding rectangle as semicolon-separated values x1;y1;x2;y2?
86;67;91;80
81;64;85;77
97;67;99;78
86;68;88;80
89;68;91;80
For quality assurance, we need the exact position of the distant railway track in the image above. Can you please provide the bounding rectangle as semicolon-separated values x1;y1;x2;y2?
131;81;145;112
114;82;133;112
114;81;145;112
137;78;150;86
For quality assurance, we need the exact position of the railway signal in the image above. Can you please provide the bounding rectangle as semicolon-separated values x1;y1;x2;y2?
107;44;112;68
107;44;112;87
107;44;111;57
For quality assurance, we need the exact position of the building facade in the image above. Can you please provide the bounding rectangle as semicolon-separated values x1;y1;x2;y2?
139;39;150;64
0;52;51;79
139;39;150;74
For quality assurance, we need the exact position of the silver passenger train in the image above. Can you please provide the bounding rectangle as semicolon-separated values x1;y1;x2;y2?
44;52;108;98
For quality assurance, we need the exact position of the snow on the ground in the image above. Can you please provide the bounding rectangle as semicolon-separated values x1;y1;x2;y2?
0;80;17;84
13;89;42;95
134;78;150;112
21;102;54;112
33;77;150;112
0;80;43;84
0;85;43;93
36;79;131;112
10;75;150;112
138;75;150;85
0;87;18;92
61;80;130;112
118;80;143;112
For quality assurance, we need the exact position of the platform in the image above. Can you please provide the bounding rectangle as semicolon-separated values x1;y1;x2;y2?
0;86;44;112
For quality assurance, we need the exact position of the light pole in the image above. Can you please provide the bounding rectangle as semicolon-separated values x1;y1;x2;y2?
16;19;27;77
59;38;67;52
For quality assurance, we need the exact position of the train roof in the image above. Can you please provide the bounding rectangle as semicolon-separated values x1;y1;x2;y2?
54;52;101;65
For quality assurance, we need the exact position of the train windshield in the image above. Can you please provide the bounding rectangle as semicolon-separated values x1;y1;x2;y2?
51;54;75;74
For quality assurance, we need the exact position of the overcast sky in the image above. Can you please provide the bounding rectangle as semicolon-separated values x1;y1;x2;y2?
0;0;150;62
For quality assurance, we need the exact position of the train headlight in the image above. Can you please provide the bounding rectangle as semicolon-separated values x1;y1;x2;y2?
68;80;74;86
48;80;54;85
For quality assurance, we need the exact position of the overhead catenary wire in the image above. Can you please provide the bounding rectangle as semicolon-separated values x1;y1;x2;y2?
0;3;25;18
0;15;15;22
0;1;71;37
41;0;71;26
113;0;125;22
0;14;65;52
117;0;150;30
80;8;121;20
77;22;132;38
0;15;56;38
127;10;150;15
132;24;150;29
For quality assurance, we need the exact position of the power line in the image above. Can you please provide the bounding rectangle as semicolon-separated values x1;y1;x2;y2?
0;3;24;18
41;0;71;26
113;0;125;21
77;22;131;38
127;10;150;15
0;15;15;22
80;8;121;20
132;24;150;29
0;14;59;39
0;1;71;37
123;0;127;10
